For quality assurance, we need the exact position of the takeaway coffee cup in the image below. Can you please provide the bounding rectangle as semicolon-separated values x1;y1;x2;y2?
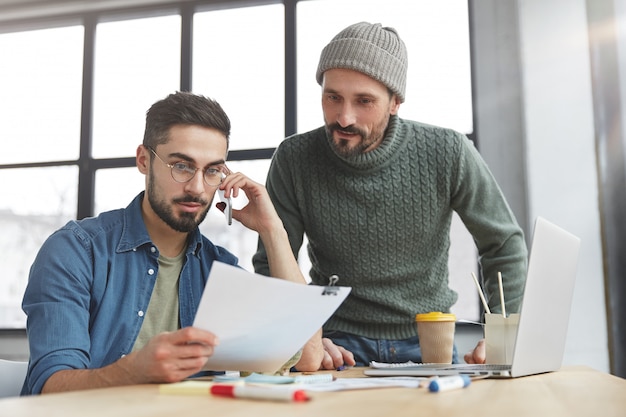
415;312;456;364
484;313;520;365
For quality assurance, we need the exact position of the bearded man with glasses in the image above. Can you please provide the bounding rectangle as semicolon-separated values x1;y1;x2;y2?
20;91;322;396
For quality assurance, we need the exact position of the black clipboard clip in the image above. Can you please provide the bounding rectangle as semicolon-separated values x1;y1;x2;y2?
322;274;340;296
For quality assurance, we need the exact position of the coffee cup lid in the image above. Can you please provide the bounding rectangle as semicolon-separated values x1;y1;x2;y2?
415;312;456;322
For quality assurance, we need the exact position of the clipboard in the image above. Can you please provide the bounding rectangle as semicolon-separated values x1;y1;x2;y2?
193;262;351;373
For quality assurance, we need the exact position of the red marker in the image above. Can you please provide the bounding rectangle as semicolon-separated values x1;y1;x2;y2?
210;384;309;402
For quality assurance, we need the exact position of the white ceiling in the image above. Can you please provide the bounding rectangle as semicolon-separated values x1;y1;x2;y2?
0;0;213;32
0;0;194;24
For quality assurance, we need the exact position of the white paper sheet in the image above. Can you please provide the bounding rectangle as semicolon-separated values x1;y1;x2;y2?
303;377;427;391
193;261;351;373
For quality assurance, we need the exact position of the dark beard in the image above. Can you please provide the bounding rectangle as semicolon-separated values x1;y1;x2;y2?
326;123;372;158
147;179;210;233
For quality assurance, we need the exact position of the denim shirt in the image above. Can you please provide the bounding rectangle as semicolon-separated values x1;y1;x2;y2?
21;192;238;395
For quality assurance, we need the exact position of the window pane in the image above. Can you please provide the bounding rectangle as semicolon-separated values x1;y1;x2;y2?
0;166;78;328
193;5;284;151
95;167;145;215
449;214;480;320
296;0;473;134
0;26;83;164
92;15;181;159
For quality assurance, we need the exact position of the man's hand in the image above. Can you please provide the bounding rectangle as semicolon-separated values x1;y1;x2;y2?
218;172;283;236
320;337;357;370
129;327;219;383
42;327;218;393
219;170;307;285
463;338;486;364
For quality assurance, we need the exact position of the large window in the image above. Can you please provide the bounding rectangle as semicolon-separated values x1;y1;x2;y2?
0;25;83;328
296;0;473;134
92;15;182;159
0;0;477;329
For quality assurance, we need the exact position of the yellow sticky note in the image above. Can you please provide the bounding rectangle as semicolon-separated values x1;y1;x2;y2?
159;380;213;396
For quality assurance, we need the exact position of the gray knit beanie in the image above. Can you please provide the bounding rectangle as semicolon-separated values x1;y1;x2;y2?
316;22;408;102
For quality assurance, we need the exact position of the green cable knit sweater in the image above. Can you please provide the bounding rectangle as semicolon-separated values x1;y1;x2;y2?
253;115;528;340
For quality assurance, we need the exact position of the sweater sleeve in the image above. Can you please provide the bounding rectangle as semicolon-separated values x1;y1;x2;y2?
22;224;95;395
450;134;528;314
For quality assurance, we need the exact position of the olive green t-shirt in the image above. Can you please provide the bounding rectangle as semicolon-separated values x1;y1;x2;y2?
132;251;183;352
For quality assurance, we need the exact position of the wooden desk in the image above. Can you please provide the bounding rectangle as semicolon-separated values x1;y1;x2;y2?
2;366;625;417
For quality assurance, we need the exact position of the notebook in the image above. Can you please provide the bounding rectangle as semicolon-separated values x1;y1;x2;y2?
364;216;581;378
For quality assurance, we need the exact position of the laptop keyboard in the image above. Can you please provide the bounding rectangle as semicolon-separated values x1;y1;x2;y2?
452;364;511;371
369;361;511;371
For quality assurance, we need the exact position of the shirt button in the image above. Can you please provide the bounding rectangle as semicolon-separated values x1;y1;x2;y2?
138;311;144;317
148;269;155;275
151;247;156;253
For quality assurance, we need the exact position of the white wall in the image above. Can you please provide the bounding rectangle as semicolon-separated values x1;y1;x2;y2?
473;0;611;373
618;0;626;176
517;0;608;372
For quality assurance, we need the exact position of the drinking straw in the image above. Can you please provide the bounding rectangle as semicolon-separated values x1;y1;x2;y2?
471;272;491;314
498;271;506;318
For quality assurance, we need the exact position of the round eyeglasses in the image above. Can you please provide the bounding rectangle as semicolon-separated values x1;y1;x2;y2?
148;147;229;186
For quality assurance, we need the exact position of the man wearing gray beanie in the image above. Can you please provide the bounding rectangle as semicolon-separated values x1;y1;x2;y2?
254;22;527;370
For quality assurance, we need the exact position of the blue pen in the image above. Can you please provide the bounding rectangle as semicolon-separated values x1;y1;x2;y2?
428;375;471;393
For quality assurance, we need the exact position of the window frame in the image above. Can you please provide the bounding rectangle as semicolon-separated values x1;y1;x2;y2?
0;0;480;330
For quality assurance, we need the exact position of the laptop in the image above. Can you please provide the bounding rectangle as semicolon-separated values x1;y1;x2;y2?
364;216;581;378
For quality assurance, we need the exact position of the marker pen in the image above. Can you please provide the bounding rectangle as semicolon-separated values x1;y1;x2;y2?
210;384;309;402
428;375;471;393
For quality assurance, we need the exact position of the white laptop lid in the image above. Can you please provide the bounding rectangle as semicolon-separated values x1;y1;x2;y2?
509;216;581;377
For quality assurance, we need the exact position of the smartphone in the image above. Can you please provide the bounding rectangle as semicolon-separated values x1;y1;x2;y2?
217;189;232;225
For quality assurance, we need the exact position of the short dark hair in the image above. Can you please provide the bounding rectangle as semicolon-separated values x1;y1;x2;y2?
143;91;231;150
